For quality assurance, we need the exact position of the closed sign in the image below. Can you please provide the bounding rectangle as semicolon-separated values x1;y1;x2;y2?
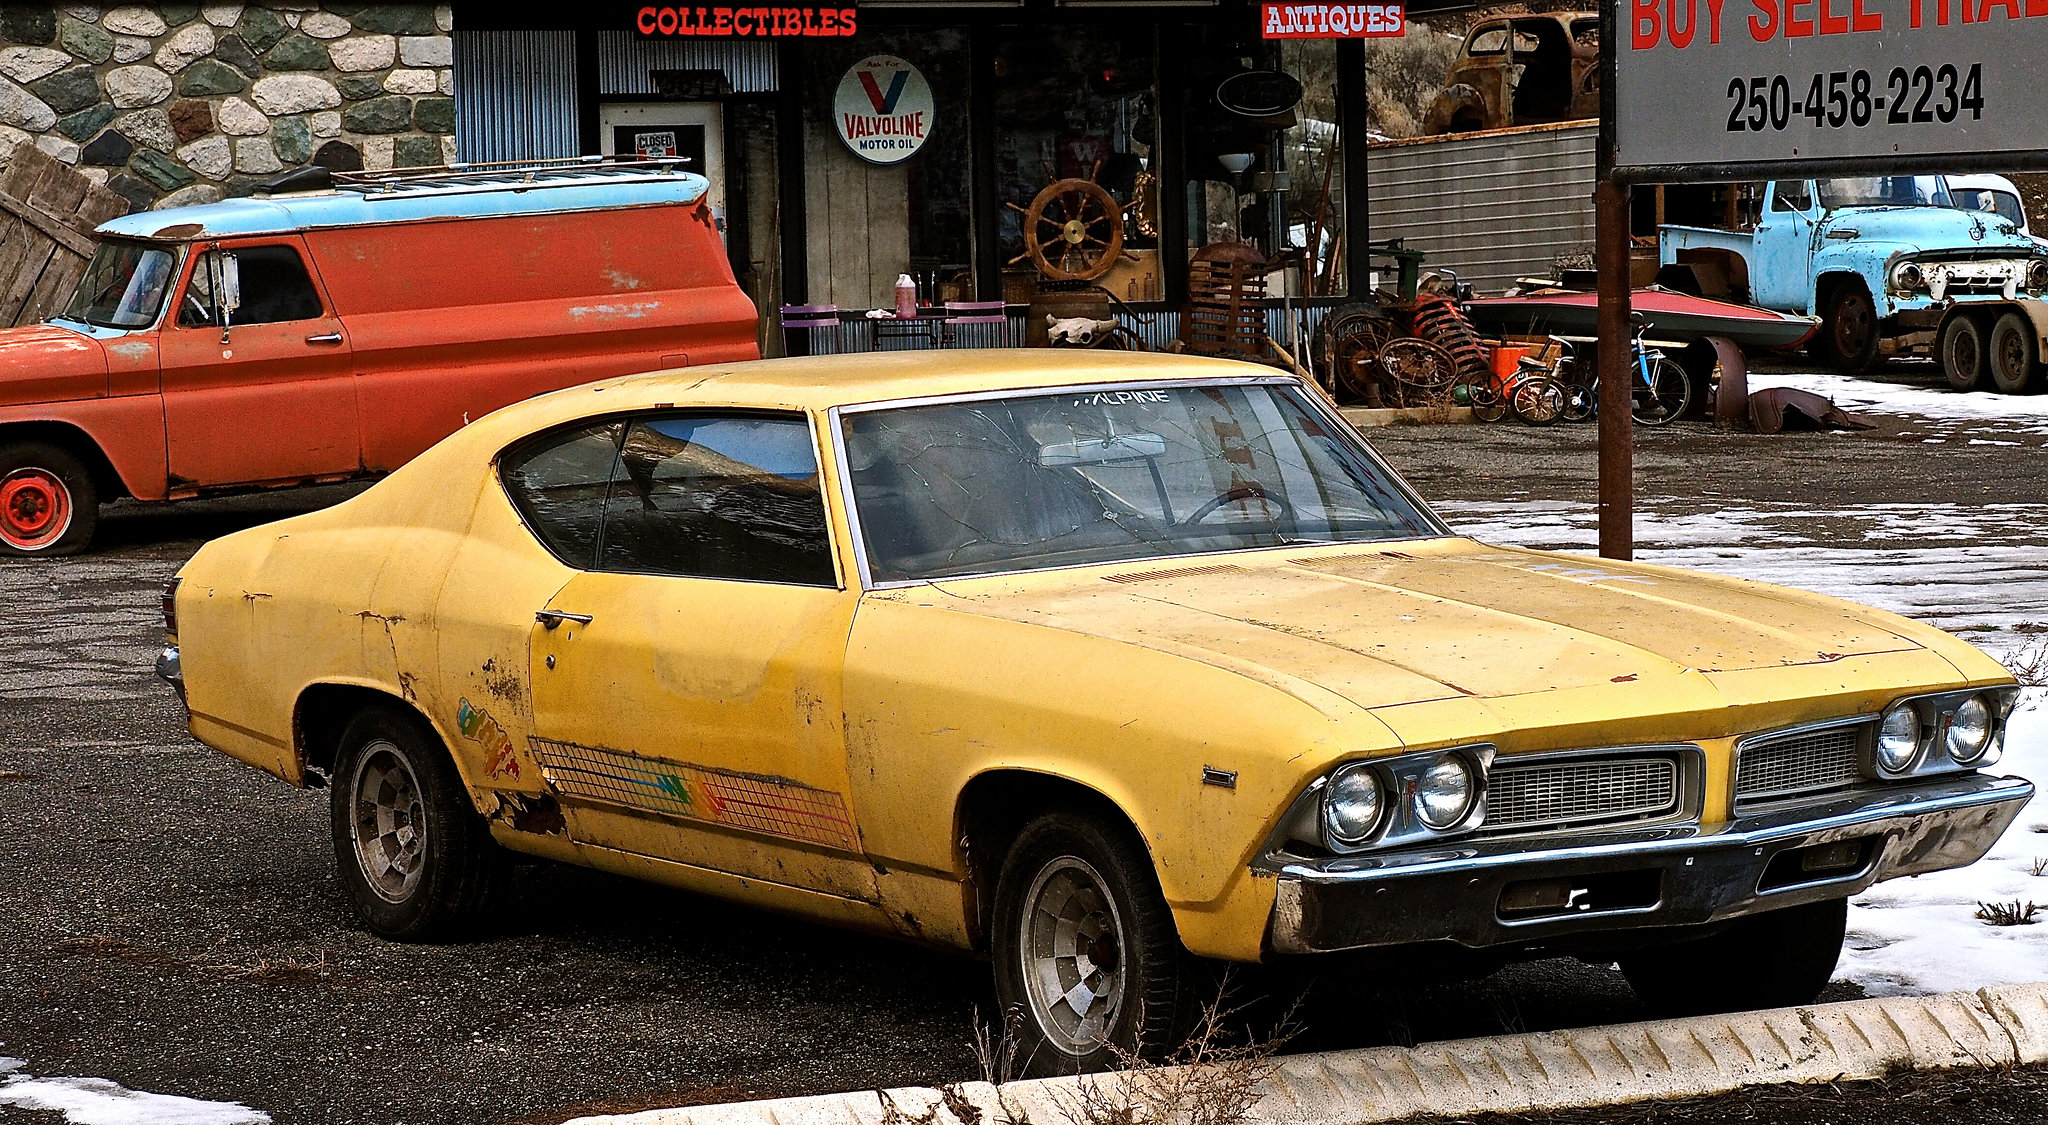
834;55;934;165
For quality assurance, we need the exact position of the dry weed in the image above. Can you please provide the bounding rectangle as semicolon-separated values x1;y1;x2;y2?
1999;634;2048;687
1976;900;2043;927
2031;857;2048;877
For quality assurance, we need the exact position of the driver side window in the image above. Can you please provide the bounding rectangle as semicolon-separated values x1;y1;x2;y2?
177;245;324;328
1771;181;1813;213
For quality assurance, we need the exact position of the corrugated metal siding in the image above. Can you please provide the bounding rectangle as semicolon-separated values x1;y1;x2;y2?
453;30;581;162
1366;123;1598;296
595;32;779;94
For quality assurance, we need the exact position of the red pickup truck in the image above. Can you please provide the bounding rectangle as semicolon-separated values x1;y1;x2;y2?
0;160;757;555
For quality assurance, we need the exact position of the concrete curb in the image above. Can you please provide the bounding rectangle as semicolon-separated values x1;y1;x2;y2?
563;982;2048;1125
1339;405;1476;428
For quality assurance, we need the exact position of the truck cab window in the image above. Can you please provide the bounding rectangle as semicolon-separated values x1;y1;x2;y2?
1772;182;1813;213
62;240;175;329
180;246;325;327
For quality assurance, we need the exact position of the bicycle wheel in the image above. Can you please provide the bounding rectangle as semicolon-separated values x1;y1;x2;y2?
1510;376;1566;426
1471;386;1509;423
1632;355;1691;426
1560;382;1596;423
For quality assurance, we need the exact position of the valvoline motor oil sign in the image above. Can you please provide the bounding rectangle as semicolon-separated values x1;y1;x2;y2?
834;55;935;165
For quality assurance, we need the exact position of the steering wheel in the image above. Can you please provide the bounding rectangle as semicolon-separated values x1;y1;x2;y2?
180;293;210;327
1177;482;1292;528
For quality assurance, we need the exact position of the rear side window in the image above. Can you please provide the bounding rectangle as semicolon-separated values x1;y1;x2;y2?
501;422;625;569
500;412;836;586
600;414;835;586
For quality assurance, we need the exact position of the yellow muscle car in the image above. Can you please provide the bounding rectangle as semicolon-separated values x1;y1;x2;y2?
158;351;2030;1075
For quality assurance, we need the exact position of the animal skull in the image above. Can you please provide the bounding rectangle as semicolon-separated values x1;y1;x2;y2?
1046;315;1121;347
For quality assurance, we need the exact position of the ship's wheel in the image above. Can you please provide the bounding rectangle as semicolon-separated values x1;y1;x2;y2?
1008;168;1129;282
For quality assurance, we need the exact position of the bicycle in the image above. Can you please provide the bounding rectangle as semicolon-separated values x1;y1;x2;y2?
1472;360;1566;425
1521;325;1692;426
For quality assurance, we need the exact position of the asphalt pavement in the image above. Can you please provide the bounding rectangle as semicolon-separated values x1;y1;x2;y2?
0;361;2035;1124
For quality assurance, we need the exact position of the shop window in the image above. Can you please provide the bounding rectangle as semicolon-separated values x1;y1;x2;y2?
993;27;1162;303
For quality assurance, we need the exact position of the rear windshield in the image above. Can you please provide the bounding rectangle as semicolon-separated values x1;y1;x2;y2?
62;240;176;329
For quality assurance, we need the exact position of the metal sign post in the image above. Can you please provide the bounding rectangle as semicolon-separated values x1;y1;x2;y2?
1596;0;1634;561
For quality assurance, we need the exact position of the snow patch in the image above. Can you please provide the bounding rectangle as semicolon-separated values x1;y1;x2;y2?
1748;368;2048;435
0;1065;269;1125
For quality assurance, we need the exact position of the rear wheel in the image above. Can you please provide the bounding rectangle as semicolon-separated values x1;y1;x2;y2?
330;705;504;941
1988;311;2040;394
1619;897;1847;1017
991;811;1197;1076
0;442;97;556
1941;313;1989;391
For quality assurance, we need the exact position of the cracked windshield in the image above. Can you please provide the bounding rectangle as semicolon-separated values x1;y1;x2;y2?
842;381;1441;582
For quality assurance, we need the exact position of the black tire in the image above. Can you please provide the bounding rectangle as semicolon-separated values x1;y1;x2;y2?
1821;283;1880;375
1560;383;1597;423
1632;355;1692;426
1510;376;1566;425
991;811;1197;1076
0;441;98;556
1619;897;1847;1017
1988;311;2040;394
330;705;504;941
1942;313;1989;392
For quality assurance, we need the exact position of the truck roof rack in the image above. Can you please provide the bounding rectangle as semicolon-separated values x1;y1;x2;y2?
322;155;698;197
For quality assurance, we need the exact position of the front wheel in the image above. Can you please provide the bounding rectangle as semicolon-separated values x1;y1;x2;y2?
991;812;1197;1076
1618;896;1846;1017
0;442;98;556
1821;284;1880;375
1631;355;1692;426
330;705;504;941
1509;376;1566;426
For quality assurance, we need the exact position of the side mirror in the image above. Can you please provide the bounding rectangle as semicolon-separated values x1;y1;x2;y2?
218;252;241;314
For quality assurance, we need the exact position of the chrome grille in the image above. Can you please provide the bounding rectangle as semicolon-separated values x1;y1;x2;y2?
1485;755;1681;831
1736;724;1865;802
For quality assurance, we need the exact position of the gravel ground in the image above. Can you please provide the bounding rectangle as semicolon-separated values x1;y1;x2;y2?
0;361;2038;1124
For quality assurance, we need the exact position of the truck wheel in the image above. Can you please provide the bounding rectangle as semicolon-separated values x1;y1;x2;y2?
0;442;98;556
1988;311;2041;394
1941;313;1989;391
991;811;1196;1076
1618;897;1846;1017
330;704;504;941
1821;285;1879;375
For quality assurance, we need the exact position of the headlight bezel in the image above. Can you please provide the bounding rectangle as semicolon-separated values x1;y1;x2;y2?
1282;743;1494;855
2028;258;2048;292
1892;260;1926;292
1320;763;1385;846
1866;687;2018;780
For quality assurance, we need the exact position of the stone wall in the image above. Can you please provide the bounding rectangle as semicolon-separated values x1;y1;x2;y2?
0;4;457;212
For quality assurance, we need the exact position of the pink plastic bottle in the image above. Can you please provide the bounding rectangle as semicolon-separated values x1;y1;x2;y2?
894;273;917;319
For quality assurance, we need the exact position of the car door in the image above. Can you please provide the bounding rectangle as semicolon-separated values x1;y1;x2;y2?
524;410;878;900
1751;181;1819;312
159;239;358;487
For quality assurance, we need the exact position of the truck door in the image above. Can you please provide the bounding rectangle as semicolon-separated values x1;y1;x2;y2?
1751;181;1819;312
160;239;359;487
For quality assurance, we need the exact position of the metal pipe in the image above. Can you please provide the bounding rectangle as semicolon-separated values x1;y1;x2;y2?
1595;178;1633;561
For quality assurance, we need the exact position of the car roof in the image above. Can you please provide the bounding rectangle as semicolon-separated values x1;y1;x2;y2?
471;350;1292;439
1946;173;2020;194
98;166;710;241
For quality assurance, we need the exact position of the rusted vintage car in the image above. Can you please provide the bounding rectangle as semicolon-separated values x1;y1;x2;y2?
1424;12;1600;135
161;351;2029;1075
0;160;756;556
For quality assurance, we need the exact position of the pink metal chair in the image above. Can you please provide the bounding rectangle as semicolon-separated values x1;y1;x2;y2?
943;301;1010;348
779;304;841;354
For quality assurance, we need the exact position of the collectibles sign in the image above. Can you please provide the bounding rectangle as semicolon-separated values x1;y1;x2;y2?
635;5;857;35
1614;0;2048;176
1261;3;1406;37
834;56;935;165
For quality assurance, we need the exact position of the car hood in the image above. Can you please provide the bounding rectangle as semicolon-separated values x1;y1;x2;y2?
1822;205;2033;253
918;540;1949;714
0;322;108;405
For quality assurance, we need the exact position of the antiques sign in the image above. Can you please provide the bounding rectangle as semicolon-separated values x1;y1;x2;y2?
635;5;857;36
1260;3;1406;37
834;56;935;165
1614;0;2048;177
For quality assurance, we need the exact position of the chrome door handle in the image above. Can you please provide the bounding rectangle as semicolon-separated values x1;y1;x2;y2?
535;610;593;630
305;332;343;345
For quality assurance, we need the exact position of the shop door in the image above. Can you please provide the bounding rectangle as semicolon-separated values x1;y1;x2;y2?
600;102;725;246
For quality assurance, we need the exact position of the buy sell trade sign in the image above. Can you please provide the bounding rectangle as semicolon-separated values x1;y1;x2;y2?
1613;0;2048;177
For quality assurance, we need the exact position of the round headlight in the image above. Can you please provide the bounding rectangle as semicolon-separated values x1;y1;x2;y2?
1895;262;1925;290
1876;706;1921;773
1946;695;1993;764
2028;259;2048;291
1322;765;1383;845
1415;755;1477;829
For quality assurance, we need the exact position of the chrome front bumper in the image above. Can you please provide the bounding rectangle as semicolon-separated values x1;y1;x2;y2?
1267;773;2033;954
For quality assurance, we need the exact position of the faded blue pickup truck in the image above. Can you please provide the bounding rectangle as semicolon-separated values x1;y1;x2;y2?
1661;177;2048;393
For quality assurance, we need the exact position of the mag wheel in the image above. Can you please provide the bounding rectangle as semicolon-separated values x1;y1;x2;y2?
1631;356;1692;426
